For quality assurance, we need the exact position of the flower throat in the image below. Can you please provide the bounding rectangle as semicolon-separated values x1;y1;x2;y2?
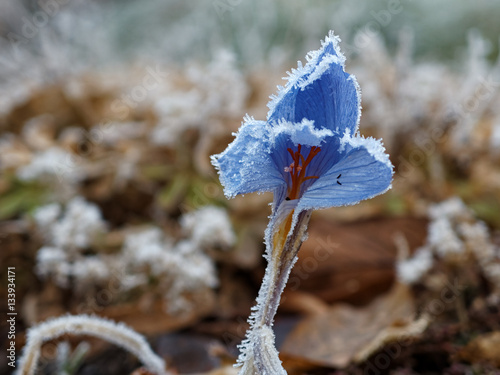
284;144;321;200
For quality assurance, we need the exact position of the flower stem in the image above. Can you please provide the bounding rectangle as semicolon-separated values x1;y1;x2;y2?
238;209;312;374
262;210;311;326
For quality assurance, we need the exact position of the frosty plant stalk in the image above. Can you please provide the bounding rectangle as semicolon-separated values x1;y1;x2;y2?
211;32;393;374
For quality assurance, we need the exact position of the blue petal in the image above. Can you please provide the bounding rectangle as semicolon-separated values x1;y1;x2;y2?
267;33;360;135
296;136;393;211
211;118;285;198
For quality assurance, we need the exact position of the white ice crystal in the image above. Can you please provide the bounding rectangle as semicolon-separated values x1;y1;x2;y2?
150;50;248;176
33;203;61;231
122;227;175;276
151;90;204;146
428;197;470;221
121;228;219;313
50;197;106;250
398;197;500;295
71;256;111;286
426;197;472;259
172;240;218;289
33;201;231;312
428;218;465;257
396;246;434;285
95;121;147;145
351;27;500;155
238;326;286;375
34;197;108;289
34;197;106;250
180;206;236;249
17;147;82;184
36;246;69;287
459;221;500;296
37;248;110;290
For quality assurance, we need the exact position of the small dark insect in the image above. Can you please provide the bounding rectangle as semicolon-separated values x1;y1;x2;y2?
337;174;342;185
285;197;291;201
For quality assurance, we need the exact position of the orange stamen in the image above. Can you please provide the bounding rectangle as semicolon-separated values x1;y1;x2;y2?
284;144;321;200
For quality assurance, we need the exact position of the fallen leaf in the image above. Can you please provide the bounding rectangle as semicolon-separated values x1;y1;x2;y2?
280;283;428;368
287;217;428;305
98;291;216;334
280;290;329;316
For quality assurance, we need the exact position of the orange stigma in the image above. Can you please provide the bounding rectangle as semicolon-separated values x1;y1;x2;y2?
285;144;321;200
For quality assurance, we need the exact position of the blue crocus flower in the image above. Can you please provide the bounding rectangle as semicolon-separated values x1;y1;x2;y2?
212;32;393;222
211;32;393;374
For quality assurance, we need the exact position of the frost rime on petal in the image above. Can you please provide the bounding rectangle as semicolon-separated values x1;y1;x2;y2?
269;119;333;147
267;32;361;137
211;119;284;198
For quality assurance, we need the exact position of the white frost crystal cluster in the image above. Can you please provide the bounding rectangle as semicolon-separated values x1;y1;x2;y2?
180;205;236;249
397;198;500;298
34;202;234;313
35;197;106;250
120;226;219;313
353;29;500;154
17;147;82;184
427;198;469;260
151;50;248;173
396;247;433;285
34;197;108;289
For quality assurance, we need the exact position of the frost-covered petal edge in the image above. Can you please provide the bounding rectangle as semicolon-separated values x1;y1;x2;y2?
266;31;362;136
267;32;346;116
297;134;393;211
210;117;285;198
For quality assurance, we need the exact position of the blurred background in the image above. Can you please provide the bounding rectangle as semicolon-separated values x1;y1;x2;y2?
1;0;500;374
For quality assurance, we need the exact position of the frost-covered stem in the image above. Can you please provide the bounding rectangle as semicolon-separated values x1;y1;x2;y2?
238;209;312;374
16;314;168;375
258;210;311;327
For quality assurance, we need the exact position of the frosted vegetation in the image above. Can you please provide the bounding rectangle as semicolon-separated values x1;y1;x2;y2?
397;197;500;302
33;200;234;313
1;0;500;374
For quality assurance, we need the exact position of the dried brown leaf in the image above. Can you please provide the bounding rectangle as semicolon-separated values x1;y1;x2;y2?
288;217;427;305
280;283;426;368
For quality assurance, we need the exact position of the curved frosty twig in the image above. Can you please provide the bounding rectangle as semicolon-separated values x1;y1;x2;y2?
15;314;168;375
